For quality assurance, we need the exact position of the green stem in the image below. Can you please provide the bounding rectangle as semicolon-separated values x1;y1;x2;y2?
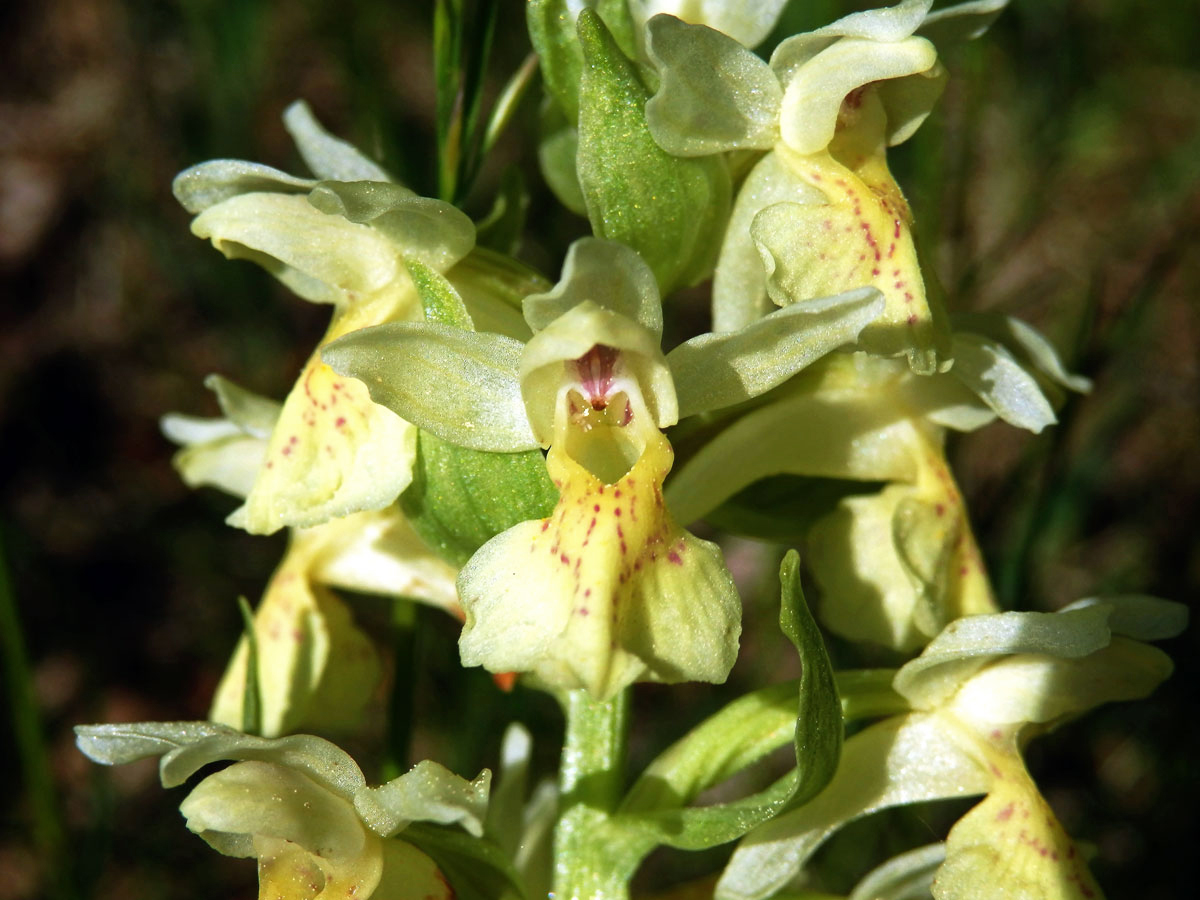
0;529;67;897
554;688;631;900
381;600;419;782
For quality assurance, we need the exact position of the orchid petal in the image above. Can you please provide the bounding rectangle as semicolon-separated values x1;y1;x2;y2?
644;15;781;156
523;237;663;337
283;100;394;183
668;286;883;417
322;323;536;453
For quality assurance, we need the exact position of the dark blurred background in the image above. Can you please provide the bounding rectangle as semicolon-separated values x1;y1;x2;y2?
0;1;1196;898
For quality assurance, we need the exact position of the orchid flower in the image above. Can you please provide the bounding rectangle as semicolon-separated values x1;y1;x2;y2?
323;237;887;698
643;0;1008;372
75;724;491;900
668;317;1090;650
715;596;1187;900
163;375;458;736
173;100;487;535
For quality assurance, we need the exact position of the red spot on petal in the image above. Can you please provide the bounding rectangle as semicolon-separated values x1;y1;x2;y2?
996;803;1015;822
668;551;683;565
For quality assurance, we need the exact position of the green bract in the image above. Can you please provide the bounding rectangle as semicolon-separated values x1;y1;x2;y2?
326;238;884;698
715;597;1186;900
528;2;733;294
75;724;496;900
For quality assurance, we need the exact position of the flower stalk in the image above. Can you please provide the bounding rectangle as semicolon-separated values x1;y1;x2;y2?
554;688;632;900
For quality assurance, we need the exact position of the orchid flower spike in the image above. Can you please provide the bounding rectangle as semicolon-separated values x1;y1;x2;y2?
324;237;889;698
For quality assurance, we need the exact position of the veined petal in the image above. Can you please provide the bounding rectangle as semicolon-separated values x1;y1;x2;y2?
811;0;934;43
458;432;741;699
230;351;417;534
283;100;394;183
947;637;1175;732
953;312;1092;395
776;36;938;156
205;373;283;437
667;286;883;417
644;15;782;157
920;0;1010;45
191;193;404;305
354;762;491;839
893;605;1115;711
949;333;1057;433
322;322;536;453
162;376;282;499
164;416;268;499
183;760;370;860
172;160;317;215
665;360;925;525
523;237;663;338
